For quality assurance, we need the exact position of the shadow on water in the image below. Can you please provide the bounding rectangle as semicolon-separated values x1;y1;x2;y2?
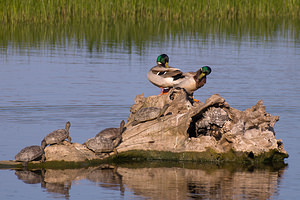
10;161;286;200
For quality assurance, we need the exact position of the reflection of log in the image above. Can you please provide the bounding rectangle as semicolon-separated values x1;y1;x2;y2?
117;164;285;200
11;162;286;200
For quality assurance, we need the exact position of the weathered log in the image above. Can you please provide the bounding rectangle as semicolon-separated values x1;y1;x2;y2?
116;88;287;161
1;89;288;166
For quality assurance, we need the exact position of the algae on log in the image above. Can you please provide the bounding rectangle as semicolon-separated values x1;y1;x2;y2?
116;89;288;163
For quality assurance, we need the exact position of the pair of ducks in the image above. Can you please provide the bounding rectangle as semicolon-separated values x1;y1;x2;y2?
147;54;211;101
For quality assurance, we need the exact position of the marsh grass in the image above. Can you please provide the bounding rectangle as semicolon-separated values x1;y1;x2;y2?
0;0;299;54
1;0;299;24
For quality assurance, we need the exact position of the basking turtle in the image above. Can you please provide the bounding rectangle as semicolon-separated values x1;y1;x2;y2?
84;136;114;154
15;145;45;167
132;104;170;126
195;107;229;140
84;120;125;154
96;120;125;140
41;121;71;149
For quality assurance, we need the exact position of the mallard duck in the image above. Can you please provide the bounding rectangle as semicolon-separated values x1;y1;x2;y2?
147;54;184;94
174;66;212;102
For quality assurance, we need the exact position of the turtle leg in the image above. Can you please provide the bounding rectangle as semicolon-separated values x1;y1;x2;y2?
67;136;72;143
41;139;47;149
131;120;139;126
41;154;46;162
113;148;118;156
113;137;122;148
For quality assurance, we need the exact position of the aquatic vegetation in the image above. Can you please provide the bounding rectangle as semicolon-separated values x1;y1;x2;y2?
0;0;299;24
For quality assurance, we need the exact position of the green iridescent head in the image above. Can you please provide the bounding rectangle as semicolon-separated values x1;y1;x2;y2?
156;54;170;68
198;66;212;79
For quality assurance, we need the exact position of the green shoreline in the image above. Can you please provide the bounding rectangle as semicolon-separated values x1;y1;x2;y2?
1;0;299;24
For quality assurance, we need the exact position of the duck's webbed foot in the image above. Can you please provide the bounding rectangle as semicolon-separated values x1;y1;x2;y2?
159;87;170;95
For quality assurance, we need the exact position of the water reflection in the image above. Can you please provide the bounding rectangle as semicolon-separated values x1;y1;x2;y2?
13;162;286;199
1;18;299;56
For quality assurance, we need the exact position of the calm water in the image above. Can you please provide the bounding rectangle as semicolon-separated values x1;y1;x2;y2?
0;20;300;199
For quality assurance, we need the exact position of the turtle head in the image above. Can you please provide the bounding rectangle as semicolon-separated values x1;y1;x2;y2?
198;66;212;80
41;139;46;149
119;120;126;134
156;54;170;68
65;121;71;130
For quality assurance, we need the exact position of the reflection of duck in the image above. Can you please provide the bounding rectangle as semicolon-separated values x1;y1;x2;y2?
147;54;184;94
174;66;212;102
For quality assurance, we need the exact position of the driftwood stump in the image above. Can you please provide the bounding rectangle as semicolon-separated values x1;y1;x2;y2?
116;88;287;160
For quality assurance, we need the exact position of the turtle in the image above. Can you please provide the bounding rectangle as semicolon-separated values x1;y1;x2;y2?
195;107;229;140
15;145;45;167
84;120;125;154
84;136;115;154
96;120;125;140
41;121;71;149
131;104;170;126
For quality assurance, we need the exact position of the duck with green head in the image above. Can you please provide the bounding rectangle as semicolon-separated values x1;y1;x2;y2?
174;66;212;102
147;54;184;94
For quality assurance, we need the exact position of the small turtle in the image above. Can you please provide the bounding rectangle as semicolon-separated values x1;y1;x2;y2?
41;121;71;149
195;107;229;140
196;107;229;128
15;145;45;167
96;120;125;140
132;104;170;126
84;136;114;154
84;120;125;154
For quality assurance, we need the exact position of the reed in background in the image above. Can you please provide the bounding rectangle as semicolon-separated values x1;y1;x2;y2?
1;0;299;24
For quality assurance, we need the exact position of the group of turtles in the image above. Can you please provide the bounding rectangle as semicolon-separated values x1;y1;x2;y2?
15;121;72;166
83;120;125;154
15;54;212;166
15;120;126;166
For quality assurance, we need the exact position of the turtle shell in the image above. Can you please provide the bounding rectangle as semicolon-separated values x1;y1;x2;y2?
15;145;44;162
96;128;119;140
134;107;162;123
96;120;125;140
196;107;229;128
43;129;68;145
84;136;114;153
